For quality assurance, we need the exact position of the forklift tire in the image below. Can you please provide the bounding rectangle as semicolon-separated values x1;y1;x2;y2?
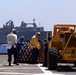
74;61;76;67
47;47;58;70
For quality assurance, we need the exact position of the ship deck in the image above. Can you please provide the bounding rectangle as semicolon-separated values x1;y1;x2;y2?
0;54;51;75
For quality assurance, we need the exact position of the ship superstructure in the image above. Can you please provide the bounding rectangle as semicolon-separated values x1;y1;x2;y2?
0;19;49;44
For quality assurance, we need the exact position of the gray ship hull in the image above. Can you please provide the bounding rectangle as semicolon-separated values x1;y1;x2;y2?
0;31;48;44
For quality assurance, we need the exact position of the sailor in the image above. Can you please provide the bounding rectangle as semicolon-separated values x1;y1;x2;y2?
17;36;24;62
30;32;41;64
7;29;19;66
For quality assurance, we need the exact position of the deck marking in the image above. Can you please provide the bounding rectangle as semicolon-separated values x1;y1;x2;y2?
37;64;65;75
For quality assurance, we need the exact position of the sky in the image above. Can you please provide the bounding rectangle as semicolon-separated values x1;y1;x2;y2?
0;0;76;31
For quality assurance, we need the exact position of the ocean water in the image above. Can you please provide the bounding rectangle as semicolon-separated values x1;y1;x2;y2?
0;44;7;53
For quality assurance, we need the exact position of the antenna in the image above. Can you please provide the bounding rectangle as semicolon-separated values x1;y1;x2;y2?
33;18;36;23
39;22;41;27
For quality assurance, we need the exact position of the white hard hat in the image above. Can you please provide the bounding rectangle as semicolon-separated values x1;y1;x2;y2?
36;32;41;36
12;29;17;34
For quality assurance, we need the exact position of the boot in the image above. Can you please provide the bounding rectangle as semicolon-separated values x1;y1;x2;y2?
9;62;11;66
13;62;19;65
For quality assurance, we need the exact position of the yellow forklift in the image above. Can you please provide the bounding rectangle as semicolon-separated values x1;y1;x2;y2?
47;24;76;70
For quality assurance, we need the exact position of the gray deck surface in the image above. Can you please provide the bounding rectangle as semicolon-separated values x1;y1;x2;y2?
0;55;44;75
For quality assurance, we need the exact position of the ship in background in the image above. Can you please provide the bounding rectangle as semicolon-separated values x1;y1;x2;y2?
0;19;49;44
